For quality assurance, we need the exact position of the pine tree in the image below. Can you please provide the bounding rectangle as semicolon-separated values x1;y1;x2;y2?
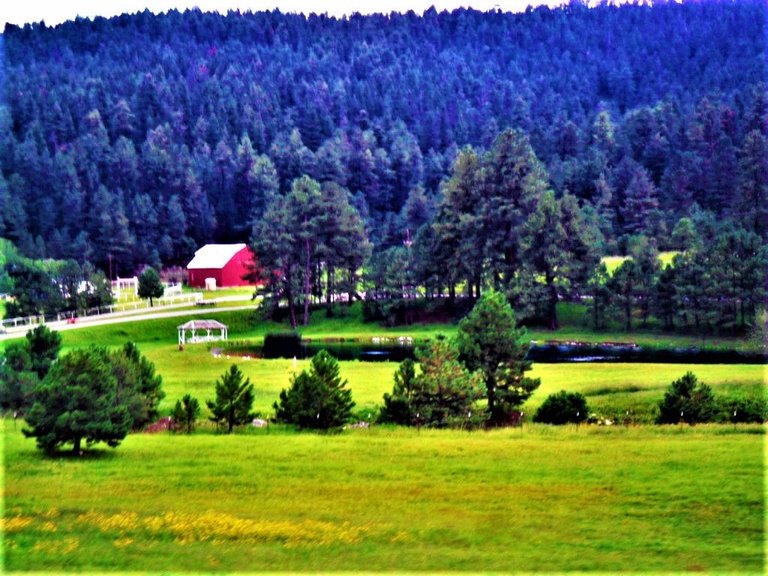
172;394;201;434
23;348;132;455
736;130;768;240
207;364;255;433
621;169;659;236
657;372;717;425
456;290;540;425
274;350;355;430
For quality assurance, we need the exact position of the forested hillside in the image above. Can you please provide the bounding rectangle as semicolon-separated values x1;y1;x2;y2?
0;1;765;280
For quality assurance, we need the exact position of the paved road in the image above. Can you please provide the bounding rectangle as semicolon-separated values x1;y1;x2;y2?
0;297;259;341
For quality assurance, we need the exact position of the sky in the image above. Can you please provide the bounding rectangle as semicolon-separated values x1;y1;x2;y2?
1;1;579;27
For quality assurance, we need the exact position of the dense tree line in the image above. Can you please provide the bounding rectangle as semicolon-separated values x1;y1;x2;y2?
603;221;766;335
0;0;765;282
0;239;113;318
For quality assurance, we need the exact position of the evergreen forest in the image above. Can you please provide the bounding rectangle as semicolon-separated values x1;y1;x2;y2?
0;0;765;333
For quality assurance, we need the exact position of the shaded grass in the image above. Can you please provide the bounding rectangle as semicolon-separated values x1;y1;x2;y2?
4;423;763;573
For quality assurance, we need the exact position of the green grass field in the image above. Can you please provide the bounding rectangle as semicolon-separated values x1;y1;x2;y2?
3;423;763;573
3;300;766;574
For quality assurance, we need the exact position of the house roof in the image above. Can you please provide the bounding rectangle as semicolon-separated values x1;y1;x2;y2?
187;244;247;270
178;320;228;330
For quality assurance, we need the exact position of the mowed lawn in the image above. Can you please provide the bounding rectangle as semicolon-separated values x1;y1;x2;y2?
3;423;763;573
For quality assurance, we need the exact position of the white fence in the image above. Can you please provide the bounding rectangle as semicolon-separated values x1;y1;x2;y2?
1;292;203;332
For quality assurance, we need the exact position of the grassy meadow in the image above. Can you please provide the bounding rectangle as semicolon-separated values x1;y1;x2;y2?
3;303;765;574
4;422;764;573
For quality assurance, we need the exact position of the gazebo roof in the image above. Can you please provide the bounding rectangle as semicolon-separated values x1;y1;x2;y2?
178;320;228;330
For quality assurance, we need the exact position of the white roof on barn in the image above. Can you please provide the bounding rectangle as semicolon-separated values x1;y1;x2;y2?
187;244;247;270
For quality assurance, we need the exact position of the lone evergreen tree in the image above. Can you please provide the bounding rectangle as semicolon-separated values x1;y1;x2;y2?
207;364;255;433
456;290;540;425
23;348;132;455
274;350;355;430
138;266;164;307
657;372;718;425
172;393;201;434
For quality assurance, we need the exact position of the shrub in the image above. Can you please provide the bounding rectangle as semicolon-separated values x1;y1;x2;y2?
656;371;718;424
379;359;417;425
262;332;301;359
172;394;201;434
533;391;589;424
719;396;767;424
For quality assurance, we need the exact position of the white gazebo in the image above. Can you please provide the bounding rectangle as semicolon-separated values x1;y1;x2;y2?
177;319;228;347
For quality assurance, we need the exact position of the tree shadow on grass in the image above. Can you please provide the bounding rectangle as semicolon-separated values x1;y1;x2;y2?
21;446;123;462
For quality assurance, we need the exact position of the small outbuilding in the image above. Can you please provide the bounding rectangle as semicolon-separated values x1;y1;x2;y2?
186;243;258;288
177;319;228;347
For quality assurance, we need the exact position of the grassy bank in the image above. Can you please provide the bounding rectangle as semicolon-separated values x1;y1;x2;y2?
4;423;763;573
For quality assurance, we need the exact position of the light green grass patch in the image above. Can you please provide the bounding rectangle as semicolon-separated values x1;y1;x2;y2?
3;423;763;573
526;362;766;421
602;251;679;274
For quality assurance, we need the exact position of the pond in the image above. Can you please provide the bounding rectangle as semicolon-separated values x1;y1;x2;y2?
213;338;766;364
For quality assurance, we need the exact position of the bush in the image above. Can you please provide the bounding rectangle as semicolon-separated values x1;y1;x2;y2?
719;396;767;424
656;371;718;424
172;394;201;434
262;332;301;359
379;359;417;425
533;391;589;424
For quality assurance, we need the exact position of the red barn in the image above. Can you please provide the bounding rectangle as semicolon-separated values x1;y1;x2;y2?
186;244;258;288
